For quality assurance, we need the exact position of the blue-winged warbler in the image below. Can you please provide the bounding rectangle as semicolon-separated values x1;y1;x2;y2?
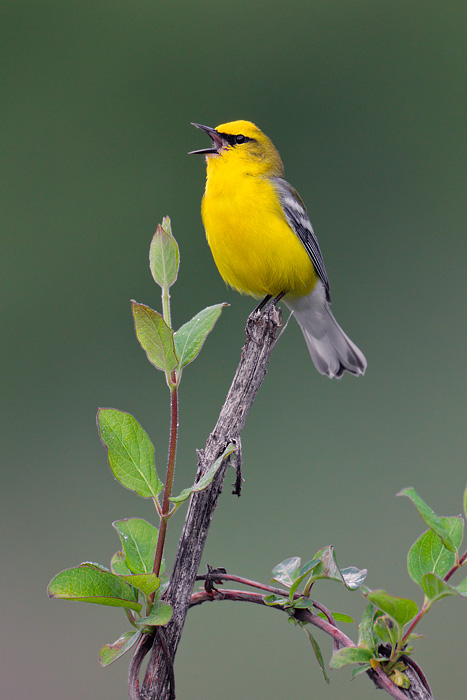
190;120;366;379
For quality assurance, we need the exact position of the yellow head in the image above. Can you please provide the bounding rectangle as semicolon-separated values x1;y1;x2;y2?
190;120;284;178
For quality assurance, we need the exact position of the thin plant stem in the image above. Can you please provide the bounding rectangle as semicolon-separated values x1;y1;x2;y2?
153;372;179;579
161;283;171;329
444;548;467;582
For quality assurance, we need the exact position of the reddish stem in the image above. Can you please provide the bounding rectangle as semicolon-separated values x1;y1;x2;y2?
153;374;179;578
444;548;467;582
196;572;293;595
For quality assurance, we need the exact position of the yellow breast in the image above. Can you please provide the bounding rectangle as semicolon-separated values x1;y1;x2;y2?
201;161;317;298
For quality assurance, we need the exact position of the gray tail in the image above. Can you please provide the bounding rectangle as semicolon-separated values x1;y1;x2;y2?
284;285;367;379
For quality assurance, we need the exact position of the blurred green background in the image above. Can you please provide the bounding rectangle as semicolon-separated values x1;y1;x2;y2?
2;1;466;698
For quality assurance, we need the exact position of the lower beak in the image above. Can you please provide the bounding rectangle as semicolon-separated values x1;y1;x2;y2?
189;123;223;155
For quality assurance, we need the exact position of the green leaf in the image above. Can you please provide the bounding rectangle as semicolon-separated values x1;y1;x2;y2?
110;551;131;576
421;573;462;603
290;596;314;609
391;668;410;689
271;557;302;588
398;487;457;552
113;518;159;574
99;630;142;667
289;559;320;599
329;646;374;670
373;615;401;646
174;304;228;369
305;546;366;590
407;516;463;585
149;222;180;289
120;573;160;598
169;443;236;504
463;485;467;520
363;588;418;627
135;600;173;628
351;664;371;680
161;216;172;236
132;301;178;373
263;594;291;607
47;565;141;612
302;625;330;684
98;408;163;500
316;612;354;624
341;566;367;590
358;602;377;651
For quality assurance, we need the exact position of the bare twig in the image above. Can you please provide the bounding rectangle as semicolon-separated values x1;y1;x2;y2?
139;305;282;700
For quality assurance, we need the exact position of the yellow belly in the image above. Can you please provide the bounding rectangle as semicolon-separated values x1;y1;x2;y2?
201;172;317;298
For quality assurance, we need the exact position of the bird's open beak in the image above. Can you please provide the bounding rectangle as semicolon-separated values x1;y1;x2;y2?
188;123;223;155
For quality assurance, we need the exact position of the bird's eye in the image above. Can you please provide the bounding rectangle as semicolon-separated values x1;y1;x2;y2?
235;134;246;144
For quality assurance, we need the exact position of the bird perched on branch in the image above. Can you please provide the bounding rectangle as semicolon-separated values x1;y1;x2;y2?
190;119;366;379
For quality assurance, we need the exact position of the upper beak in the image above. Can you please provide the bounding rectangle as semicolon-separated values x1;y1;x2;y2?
189;123;223;155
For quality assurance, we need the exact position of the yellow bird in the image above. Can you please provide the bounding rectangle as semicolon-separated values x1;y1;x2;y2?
190;120;366;378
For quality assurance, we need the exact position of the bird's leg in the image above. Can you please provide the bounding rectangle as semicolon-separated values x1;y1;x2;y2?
272;291;286;305
246;291;285;342
252;294;272;314
251;291;285;317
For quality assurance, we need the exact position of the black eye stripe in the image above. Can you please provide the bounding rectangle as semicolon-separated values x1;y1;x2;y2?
219;132;252;146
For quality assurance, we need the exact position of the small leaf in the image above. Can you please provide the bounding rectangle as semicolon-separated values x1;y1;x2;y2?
341;566;367;590
391;669;410;689
407;516;463;586
169;443;236;504
135;600;173;628
421;573;462;603
290;596;314;609
329;646;374;670
161;216;172;236
362;588;418;627
271;557;302;588
263;594;290;607
120;573;160;598
398;487;457;552
351;664;371;680
316;612;354;623
302;626;330;683
373;615;401;646
358;602;377;651
390;661;410;685
405;633;425;642
98;408;163;500
289;559;320;599
99;630;142;667
132;302;178;372
149;222;180;289
111;551;131;576
47;565;141;612
113;518;159;574
305;546;366;590
174;303;228;369
313;546;341;581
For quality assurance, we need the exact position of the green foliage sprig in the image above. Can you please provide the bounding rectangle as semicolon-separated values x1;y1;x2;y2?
48;217;231;666
327;486;467;688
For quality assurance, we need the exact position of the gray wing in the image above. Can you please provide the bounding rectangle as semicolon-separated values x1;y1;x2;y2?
272;177;331;302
